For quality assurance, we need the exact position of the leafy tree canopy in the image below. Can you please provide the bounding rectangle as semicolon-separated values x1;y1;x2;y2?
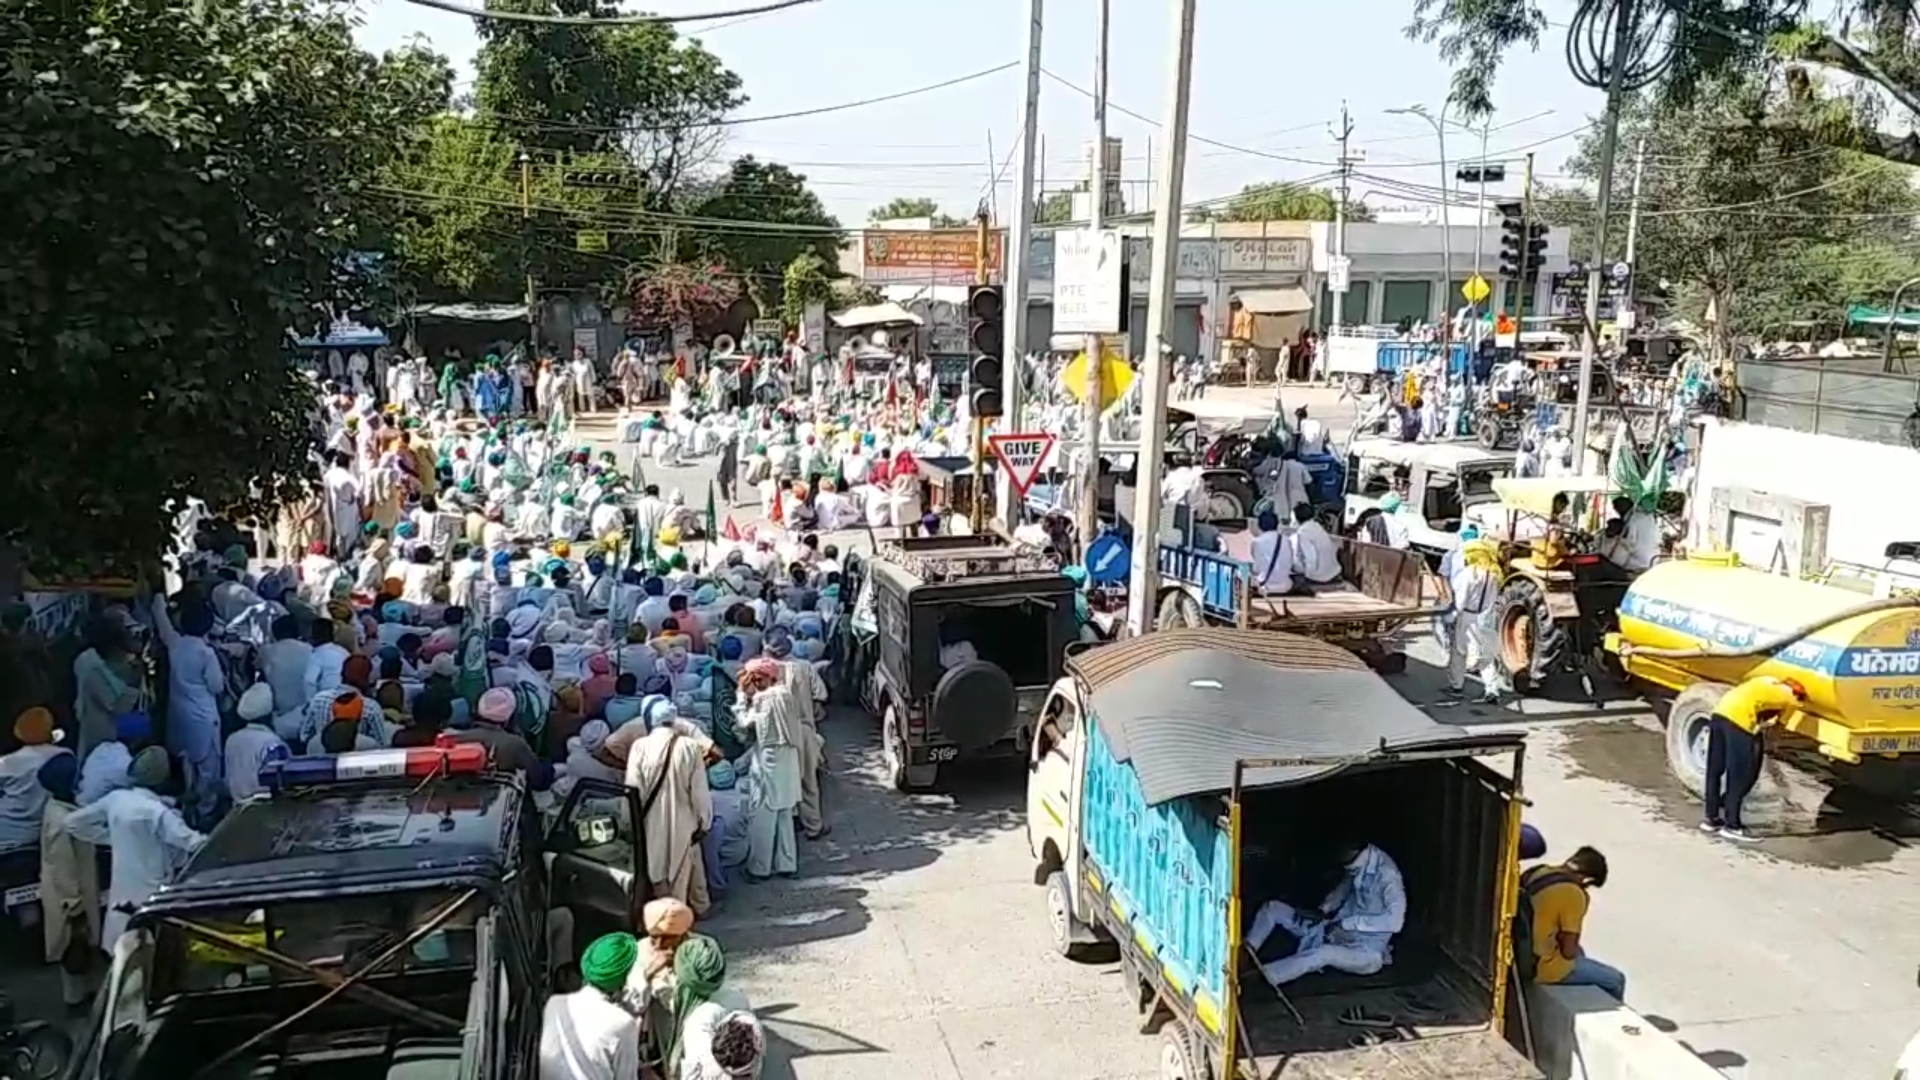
1189;182;1375;223
686;157;841;290
2;0;448;571
1035;191;1075;224
869;197;968;226
1405;0;1920;167
1542;71;1920;347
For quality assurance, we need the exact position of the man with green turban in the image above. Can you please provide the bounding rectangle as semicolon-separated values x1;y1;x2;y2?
537;931;643;1080
668;934;757;1074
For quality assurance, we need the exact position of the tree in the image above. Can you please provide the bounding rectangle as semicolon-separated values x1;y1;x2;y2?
1;0;450;571
1404;0;1920;167
1035;191;1075;224
687;157;841;292
1191;182;1373;223
626;256;741;332
475;0;743;201
869;197;967;227
1550;72;1920;354
781;252;834;330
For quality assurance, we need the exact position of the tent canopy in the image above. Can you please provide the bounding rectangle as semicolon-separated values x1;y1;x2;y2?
832;302;924;329
1846;304;1920;329
1232;286;1314;316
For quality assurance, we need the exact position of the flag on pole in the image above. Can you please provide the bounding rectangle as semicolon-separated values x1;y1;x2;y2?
722;516;742;541
704;480;718;541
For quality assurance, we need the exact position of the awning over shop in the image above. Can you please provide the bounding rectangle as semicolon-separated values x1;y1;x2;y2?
832;302;924;328
1232;287;1313;316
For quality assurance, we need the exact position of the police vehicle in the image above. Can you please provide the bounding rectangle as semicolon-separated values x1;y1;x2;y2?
66;740;654;1080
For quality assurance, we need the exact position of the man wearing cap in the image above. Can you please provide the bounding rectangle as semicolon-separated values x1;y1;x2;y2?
225;684;288;803
0;707;71;852
62;747;206;946
1703;675;1805;842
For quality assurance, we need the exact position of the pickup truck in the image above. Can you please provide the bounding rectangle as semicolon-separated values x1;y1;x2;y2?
1153;529;1440;672
1026;629;1541;1080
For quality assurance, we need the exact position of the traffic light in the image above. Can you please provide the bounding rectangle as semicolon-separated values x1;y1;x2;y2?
1522;223;1549;278
967;284;1004;418
1496;200;1525;279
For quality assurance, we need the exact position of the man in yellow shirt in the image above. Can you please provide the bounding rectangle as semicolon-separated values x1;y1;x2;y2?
1704;675;1805;842
1520;846;1622;999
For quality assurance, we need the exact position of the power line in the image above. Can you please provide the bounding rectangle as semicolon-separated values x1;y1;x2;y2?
400;0;815;27
461;60;1017;135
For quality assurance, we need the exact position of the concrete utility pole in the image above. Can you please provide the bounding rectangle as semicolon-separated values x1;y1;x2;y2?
996;0;1045;526
520;151;537;353
1569;0;1638;476
1077;0;1111;554
1623;136;1647;313
1330;104;1355;329
1124;0;1198;637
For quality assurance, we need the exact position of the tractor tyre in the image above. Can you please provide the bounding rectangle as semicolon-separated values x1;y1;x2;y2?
1492;576;1568;695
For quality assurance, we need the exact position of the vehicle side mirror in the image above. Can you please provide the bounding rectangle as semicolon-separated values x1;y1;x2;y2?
1886;540;1920;561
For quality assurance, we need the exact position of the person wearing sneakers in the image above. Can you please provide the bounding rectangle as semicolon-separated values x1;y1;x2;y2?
1703;674;1805;842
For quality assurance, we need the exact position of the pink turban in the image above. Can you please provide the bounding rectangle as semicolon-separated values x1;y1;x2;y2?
587;652;611;676
642;897;695;938
477;687;516;725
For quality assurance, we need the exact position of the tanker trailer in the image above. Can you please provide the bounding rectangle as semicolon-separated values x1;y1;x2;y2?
1607;552;1920;800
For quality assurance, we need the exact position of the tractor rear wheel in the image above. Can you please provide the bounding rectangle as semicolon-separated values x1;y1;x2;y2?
1492;576;1568;694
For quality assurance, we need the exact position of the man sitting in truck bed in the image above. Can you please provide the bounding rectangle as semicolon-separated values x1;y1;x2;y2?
1245;838;1407;988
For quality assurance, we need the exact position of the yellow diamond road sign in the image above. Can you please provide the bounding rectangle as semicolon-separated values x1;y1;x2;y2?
1063;345;1135;412
1462;274;1491;304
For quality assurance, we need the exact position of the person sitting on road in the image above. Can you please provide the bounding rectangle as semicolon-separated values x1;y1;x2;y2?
1245;837;1406;988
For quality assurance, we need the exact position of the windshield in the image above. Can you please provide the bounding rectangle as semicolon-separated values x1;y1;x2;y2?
152;889;482;1001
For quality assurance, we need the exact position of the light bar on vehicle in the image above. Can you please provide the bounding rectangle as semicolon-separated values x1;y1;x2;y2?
257;737;489;790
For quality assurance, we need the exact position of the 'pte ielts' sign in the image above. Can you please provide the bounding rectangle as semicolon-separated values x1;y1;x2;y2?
988;432;1057;496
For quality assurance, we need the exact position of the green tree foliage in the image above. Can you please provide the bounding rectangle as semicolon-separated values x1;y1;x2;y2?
1035;191;1075;224
869;197;967;226
687;157;842;288
1404;0;1920;167
781;252;835;330
1550;73;1920;349
1;0;448;570
1189;182;1374;223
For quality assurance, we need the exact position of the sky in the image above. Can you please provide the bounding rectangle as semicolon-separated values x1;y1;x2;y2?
351;0;1607;226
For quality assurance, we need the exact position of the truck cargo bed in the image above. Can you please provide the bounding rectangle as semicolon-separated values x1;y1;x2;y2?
1239;976;1540;1078
1159;530;1437;630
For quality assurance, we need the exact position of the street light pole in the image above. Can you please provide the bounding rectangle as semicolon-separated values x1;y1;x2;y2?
1124;0;1198;637
1078;0;1110;556
1390;104;1452;326
995;0;1045;526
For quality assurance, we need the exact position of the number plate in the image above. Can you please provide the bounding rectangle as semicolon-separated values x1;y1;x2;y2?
5;883;40;909
1851;734;1920;755
927;746;960;763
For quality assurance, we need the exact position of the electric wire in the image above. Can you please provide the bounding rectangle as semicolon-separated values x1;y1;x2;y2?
399;0;816;27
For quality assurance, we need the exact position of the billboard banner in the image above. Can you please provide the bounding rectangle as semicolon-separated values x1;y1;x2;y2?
861;229;1004;285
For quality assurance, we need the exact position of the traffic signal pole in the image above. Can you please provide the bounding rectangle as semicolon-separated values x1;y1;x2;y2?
1077;0;1110;557
973;209;992;535
1569;0;1638;476
995;0;1045;528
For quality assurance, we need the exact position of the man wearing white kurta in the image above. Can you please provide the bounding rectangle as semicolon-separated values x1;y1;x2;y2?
1246;841;1406;988
625;716;714;915
736;660;802;879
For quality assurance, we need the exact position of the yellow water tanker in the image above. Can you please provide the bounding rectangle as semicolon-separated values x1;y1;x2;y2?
1612;555;1920;758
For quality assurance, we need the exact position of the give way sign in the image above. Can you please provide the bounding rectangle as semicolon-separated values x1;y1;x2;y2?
987;432;1057;496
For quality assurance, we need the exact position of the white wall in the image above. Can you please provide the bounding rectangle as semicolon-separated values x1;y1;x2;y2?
1691;418;1920;568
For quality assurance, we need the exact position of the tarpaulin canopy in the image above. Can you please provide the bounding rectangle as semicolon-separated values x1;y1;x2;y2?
406;303;529;322
1846;305;1920;329
1231;287;1314;316
1065;629;1521;805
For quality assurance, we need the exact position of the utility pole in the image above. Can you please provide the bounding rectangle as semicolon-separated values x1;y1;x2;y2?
520;151;537;355
1125;0;1198;637
1330;104;1356;329
995;0;1045;526
1470;119;1490;350
1623;136;1647;313
1570;0;1638;476
1077;0;1111;555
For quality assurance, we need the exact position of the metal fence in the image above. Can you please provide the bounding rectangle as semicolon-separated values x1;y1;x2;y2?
1734;357;1920;448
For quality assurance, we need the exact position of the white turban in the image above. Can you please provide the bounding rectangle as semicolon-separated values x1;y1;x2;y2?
238;682;275;722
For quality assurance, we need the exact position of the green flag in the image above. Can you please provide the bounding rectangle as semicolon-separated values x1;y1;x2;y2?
705;480;718;541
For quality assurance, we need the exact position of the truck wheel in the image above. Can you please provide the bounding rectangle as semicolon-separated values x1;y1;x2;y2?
1475;415;1502;450
1204;474;1257;522
1663;681;1729;798
883;705;936;793
1493;576;1566;693
1155;589;1203;631
1157;1021;1210;1080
